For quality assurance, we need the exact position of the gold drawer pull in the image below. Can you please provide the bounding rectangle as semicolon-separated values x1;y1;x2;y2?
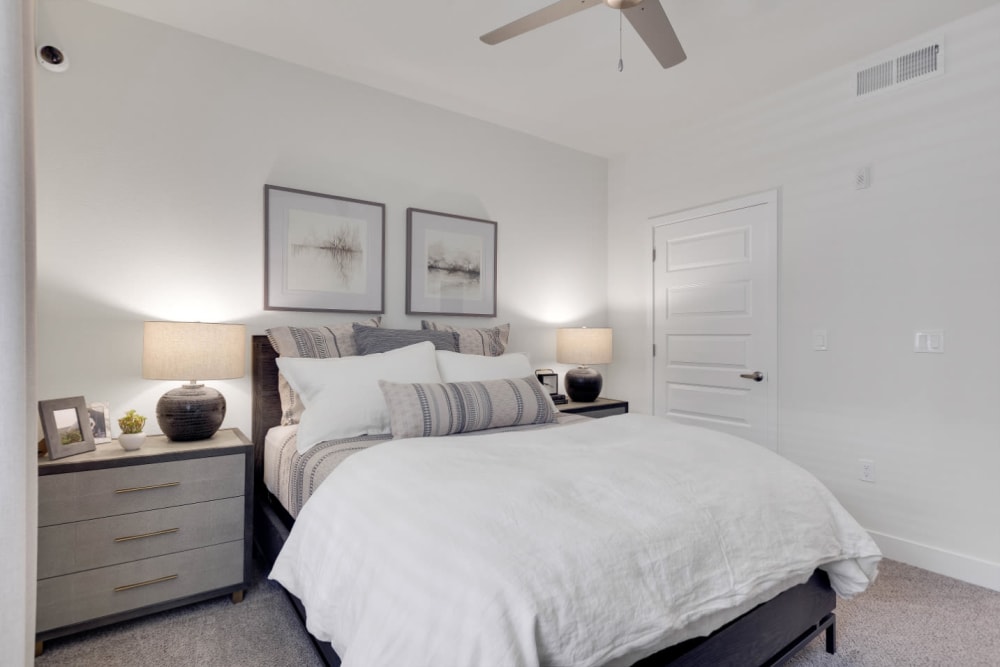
114;574;178;593
114;527;180;543
114;481;180;494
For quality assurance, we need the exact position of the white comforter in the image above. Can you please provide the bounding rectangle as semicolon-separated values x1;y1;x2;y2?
270;414;880;667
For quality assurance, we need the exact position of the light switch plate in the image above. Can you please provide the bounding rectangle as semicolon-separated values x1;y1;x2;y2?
812;329;828;351
914;329;945;353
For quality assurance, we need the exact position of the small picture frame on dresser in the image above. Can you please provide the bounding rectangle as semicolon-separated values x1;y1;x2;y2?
534;369;558;395
88;401;112;444
39;396;96;460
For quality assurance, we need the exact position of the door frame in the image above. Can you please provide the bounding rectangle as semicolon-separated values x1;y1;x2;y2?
649;189;780;449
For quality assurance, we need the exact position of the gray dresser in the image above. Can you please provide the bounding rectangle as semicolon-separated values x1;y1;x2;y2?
36;429;253;655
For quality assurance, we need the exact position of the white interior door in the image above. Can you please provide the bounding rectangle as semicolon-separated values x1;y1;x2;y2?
652;190;778;449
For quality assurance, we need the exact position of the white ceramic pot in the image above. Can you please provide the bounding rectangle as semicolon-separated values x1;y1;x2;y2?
118;432;146;451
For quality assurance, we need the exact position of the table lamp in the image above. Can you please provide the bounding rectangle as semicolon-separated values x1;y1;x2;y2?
143;321;246;441
556;327;612;403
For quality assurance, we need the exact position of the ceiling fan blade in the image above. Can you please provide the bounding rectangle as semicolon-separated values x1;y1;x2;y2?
481;0;603;45
622;0;686;69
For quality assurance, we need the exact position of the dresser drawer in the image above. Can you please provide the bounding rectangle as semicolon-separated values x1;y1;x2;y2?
36;540;244;633
38;496;245;579
39;454;245;526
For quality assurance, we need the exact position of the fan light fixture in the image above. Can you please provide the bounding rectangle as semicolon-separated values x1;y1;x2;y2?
480;0;686;71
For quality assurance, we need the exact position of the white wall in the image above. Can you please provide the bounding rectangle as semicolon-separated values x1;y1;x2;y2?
34;1;608;440
606;6;1000;588
2;1;36;663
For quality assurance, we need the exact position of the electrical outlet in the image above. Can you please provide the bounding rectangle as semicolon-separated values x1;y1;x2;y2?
859;459;876;483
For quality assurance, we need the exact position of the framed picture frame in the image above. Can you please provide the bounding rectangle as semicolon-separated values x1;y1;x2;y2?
265;184;385;313
39;396;97;461
406;208;497;317
534;369;558;395
88;401;112;444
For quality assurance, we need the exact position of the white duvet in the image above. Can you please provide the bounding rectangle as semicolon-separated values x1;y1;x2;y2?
270;414;881;667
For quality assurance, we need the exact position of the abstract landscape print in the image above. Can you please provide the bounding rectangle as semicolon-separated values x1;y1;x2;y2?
265;185;385;313
287;209;368;294
406;208;497;317
424;228;482;301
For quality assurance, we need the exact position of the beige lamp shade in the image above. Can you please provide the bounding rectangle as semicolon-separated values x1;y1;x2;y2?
556;327;613;366
143;321;246;382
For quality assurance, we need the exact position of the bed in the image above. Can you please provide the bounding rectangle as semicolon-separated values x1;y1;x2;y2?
250;334;878;666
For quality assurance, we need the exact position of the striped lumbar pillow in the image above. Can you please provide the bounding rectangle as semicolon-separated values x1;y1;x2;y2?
379;376;556;439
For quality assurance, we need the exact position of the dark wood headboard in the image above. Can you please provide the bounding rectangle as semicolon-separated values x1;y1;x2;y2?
251;335;282;486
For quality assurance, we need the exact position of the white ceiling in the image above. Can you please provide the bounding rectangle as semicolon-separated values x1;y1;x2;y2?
88;0;1000;158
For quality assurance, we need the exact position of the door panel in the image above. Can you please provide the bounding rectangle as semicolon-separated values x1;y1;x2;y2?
652;191;778;449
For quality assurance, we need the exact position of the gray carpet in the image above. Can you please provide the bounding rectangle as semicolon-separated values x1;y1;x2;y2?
36;559;1000;666
787;559;1000;667
35;563;323;667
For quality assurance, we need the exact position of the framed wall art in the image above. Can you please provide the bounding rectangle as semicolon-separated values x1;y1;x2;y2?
406;208;497;317
265;185;385;313
39;396;97;460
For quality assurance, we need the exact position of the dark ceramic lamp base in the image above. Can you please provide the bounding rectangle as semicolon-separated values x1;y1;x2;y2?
156;383;226;441
564;366;603;403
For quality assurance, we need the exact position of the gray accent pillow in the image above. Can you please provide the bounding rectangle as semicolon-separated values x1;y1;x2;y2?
379;376;556;439
266;317;381;425
421;320;510;356
352;324;459;355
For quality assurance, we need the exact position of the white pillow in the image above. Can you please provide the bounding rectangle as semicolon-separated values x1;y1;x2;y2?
434;350;533;383
277;342;442;453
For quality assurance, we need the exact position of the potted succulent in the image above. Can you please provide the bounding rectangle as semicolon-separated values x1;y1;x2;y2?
117;409;147;451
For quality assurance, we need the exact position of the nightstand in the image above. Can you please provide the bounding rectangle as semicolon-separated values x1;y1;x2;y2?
35;428;253;655
559;397;629;419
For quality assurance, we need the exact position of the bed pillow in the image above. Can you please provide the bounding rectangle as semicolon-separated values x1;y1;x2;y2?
277;342;442;453
435;350;532;383
379;376;556;439
266;317;381;425
420;320;510;356
353;324;459;355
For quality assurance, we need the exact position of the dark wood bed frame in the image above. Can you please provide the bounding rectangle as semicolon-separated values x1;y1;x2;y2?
250;335;836;667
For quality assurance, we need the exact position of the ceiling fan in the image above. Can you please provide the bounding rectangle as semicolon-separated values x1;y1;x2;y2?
480;0;686;70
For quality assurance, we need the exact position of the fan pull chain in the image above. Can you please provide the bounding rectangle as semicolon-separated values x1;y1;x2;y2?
618;10;624;72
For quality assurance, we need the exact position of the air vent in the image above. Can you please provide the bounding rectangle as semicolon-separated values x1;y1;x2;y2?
855;39;943;98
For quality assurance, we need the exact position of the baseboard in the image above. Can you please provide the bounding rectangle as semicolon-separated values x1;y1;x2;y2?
869;530;1000;592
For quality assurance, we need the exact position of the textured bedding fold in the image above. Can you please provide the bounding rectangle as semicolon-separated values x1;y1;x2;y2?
264;413;588;518
270;413;881;667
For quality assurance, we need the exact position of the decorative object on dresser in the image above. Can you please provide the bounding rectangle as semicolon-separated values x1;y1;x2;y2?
88;401;112;444
116;409;147;451
559;396;628;418
534;368;567;403
556;327;613;402
38;396;97;460
264;184;386;313
406;208;497;317
143;321;246;441
35;429;253;657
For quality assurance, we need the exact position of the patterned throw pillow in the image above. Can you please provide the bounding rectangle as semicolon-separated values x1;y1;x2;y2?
266;317;381;425
420;320;510;356
352;324;459;355
379;376;555;439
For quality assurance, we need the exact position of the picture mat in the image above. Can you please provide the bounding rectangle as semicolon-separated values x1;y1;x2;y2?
407;208;496;316
266;186;384;313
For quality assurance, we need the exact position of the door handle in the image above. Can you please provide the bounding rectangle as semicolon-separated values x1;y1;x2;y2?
740;371;764;382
